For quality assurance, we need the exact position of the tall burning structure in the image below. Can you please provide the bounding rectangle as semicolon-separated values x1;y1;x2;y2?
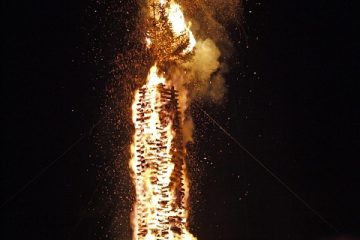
125;0;240;238
130;1;197;239
131;67;191;239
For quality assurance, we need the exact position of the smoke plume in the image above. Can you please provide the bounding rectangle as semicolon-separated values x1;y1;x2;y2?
181;38;226;103
177;0;242;104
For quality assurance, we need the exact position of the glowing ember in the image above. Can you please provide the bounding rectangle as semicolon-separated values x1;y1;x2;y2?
130;0;197;239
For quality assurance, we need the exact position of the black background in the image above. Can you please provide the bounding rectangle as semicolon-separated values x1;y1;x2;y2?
1;0;359;240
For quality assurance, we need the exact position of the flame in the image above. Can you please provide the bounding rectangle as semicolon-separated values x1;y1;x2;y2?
146;0;196;59
130;1;198;239
167;3;187;35
146;37;152;48
131;65;197;240
167;1;196;54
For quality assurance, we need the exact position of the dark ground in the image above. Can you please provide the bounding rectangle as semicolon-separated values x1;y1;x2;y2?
1;0;359;240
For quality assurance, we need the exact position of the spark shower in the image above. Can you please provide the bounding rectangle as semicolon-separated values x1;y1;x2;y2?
115;0;242;239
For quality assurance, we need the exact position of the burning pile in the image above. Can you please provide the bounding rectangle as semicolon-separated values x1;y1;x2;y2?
130;1;197;239
124;0;241;238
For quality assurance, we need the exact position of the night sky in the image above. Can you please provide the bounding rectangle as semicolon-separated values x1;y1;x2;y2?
1;1;359;240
